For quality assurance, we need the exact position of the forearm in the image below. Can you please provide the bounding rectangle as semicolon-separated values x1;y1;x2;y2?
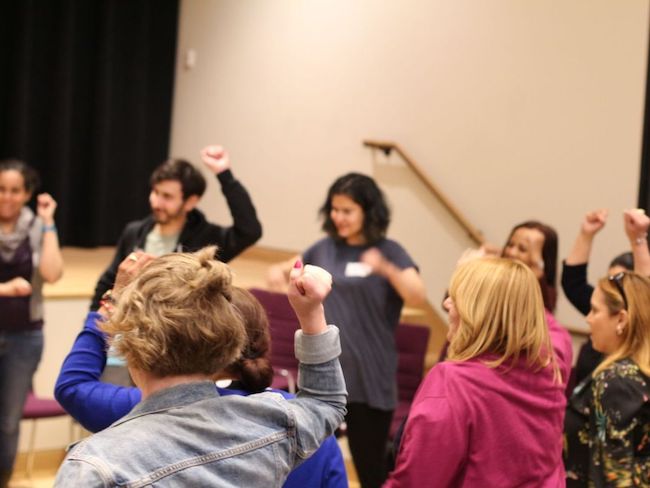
217;171;262;261
631;237;650;276
565;231;594;265
382;265;426;306
292;326;347;460
55;312;140;432
39;230;64;283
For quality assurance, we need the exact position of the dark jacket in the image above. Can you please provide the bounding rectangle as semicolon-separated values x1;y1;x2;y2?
90;170;262;309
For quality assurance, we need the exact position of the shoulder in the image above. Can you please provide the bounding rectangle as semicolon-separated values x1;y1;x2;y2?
185;209;210;228
593;360;649;426
376;238;417;268
56;454;109;487
414;360;481;406
303;237;335;259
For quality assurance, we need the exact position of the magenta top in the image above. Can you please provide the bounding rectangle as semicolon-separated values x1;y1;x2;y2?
386;310;573;488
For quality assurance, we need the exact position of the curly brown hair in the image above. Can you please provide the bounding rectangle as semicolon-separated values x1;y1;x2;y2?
102;247;246;377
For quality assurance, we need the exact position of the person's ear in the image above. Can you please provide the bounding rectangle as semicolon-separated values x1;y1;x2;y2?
616;309;629;336
183;195;200;212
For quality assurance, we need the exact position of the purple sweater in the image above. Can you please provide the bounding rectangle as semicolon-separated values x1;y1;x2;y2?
386;311;572;487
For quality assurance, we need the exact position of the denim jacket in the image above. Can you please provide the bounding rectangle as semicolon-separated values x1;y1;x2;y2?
55;326;347;487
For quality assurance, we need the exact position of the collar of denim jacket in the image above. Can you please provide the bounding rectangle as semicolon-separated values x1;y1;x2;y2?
113;380;219;427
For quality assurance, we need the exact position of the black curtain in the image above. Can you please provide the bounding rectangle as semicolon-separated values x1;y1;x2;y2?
639;14;650;210
0;0;179;246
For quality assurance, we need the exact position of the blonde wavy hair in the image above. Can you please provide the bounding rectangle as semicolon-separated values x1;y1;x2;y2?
447;257;561;382
101;246;246;377
593;272;650;377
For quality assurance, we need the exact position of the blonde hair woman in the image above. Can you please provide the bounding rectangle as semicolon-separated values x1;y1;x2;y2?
386;258;570;487
564;272;650;486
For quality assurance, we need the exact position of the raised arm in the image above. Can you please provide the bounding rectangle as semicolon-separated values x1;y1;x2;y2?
54;312;141;432
562;209;607;315
565;209;607;266
37;193;63;283
623;209;650;276
286;261;347;464
90;222;143;310
200;145;262;262
56;252;155;431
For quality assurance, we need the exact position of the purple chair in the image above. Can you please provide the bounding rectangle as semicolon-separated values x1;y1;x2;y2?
21;391;68;479
249;288;300;393
390;322;430;439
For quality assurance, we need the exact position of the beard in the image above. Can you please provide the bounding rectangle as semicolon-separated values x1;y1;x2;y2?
151;206;185;225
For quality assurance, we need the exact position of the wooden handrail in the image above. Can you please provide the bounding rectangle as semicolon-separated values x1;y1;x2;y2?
363;139;485;245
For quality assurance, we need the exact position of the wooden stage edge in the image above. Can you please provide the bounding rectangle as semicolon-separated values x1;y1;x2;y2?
43;245;298;300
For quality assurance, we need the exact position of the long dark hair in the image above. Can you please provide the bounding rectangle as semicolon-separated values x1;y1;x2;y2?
502;221;558;312
319;173;390;244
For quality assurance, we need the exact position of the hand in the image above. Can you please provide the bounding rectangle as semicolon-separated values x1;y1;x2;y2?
113;251;156;295
360;248;388;275
287;261;331;335
581;209;608;236
0;277;32;297
36;193;57;225
267;264;289;292
623;208;650;242
200;145;231;174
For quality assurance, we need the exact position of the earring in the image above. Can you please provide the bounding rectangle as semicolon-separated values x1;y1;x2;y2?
616;325;625;336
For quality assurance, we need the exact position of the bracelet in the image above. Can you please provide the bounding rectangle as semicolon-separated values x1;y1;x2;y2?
635;234;648;245
42;223;57;233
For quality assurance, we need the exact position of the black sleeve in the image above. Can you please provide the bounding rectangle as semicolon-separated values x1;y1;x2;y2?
561;261;593;316
89;226;137;310
213;170;262;262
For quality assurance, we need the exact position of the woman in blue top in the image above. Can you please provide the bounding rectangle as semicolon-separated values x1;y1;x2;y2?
269;173;426;488
55;256;347;488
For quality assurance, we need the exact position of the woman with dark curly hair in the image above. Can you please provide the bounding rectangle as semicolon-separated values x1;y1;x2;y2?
269;173;425;488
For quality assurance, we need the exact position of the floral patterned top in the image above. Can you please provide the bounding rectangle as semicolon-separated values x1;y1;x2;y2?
564;358;650;487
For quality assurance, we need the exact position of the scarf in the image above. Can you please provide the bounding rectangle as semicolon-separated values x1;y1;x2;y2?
0;207;35;262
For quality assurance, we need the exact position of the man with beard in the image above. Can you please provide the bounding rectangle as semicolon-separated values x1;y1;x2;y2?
90;145;262;310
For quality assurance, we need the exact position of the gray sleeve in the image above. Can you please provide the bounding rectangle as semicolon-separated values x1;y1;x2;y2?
289;326;348;464
384;240;418;271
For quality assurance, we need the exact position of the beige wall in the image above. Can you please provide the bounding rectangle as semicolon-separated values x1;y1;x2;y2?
170;0;649;333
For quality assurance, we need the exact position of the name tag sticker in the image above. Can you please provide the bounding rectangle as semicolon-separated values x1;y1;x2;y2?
345;262;372;278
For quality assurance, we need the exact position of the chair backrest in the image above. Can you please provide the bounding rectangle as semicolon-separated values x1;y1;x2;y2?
395;322;430;403
248;288;300;374
22;391;66;420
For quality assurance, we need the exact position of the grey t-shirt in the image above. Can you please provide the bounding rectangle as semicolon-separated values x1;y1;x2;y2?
303;237;417;410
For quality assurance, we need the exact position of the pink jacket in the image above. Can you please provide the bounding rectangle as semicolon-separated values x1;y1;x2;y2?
386;311;572;487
